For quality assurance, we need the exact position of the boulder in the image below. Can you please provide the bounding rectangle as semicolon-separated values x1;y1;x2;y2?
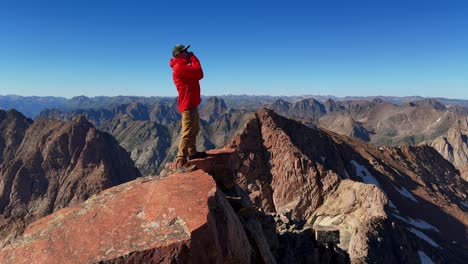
0;170;252;263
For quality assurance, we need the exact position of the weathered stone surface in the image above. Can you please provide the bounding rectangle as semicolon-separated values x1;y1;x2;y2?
309;180;388;261
0;170;228;263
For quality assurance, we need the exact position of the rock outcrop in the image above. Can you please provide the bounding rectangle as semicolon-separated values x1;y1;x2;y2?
0;114;140;246
228;108;467;263
430;117;468;180
310;180;390;262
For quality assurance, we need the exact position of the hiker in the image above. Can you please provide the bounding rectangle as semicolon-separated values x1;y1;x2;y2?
170;44;207;172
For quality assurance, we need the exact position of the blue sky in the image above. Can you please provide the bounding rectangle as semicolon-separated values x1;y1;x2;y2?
0;0;467;99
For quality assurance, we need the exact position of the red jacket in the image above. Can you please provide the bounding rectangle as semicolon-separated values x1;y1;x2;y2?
170;55;204;112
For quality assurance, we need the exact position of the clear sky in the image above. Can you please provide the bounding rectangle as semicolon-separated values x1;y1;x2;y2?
0;0;467;99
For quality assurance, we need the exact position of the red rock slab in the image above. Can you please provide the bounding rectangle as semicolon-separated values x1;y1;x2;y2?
190;148;236;169
161;148;238;188
0;170;216;264
163;148;236;171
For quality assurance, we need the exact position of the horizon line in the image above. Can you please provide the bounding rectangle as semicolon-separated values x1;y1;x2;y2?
1;93;468;101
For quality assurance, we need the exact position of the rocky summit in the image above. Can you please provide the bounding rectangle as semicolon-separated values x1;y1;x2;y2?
0;108;466;263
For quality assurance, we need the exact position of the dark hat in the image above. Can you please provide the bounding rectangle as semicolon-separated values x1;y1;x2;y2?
172;44;190;57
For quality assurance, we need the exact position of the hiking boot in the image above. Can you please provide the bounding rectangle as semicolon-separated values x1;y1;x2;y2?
176;158;197;173
188;151;207;160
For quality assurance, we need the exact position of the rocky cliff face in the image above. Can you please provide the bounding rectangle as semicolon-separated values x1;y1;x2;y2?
0;110;33;165
228;108;467;263
430;117;468;180
0;113;140;246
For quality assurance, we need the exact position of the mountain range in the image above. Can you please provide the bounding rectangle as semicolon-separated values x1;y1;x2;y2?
2;94;468;118
24;96;466;182
37;97;252;175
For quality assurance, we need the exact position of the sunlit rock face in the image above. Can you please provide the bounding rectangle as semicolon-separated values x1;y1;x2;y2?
0;112;140;247
430;116;468;181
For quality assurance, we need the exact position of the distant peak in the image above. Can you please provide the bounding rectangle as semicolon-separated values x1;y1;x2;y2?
205;96;227;108
71;95;90;100
70;115;93;128
256;107;276;119
408;99;446;110
0;109;31;123
5;108;26;118
199;97;228;122
272;98;291;106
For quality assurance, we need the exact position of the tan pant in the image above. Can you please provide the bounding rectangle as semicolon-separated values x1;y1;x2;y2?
177;108;200;160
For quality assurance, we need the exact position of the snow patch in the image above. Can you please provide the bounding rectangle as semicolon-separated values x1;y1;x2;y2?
408;227;441;248
435;117;441;123
418;251;434;264
393;214;439;232
461;201;468;208
316;215;342;226
344;170;350;179
388;200;400;213
395;185;418;203
350;160;381;188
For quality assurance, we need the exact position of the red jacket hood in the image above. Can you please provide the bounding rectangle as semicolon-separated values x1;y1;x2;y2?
170;57;189;68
